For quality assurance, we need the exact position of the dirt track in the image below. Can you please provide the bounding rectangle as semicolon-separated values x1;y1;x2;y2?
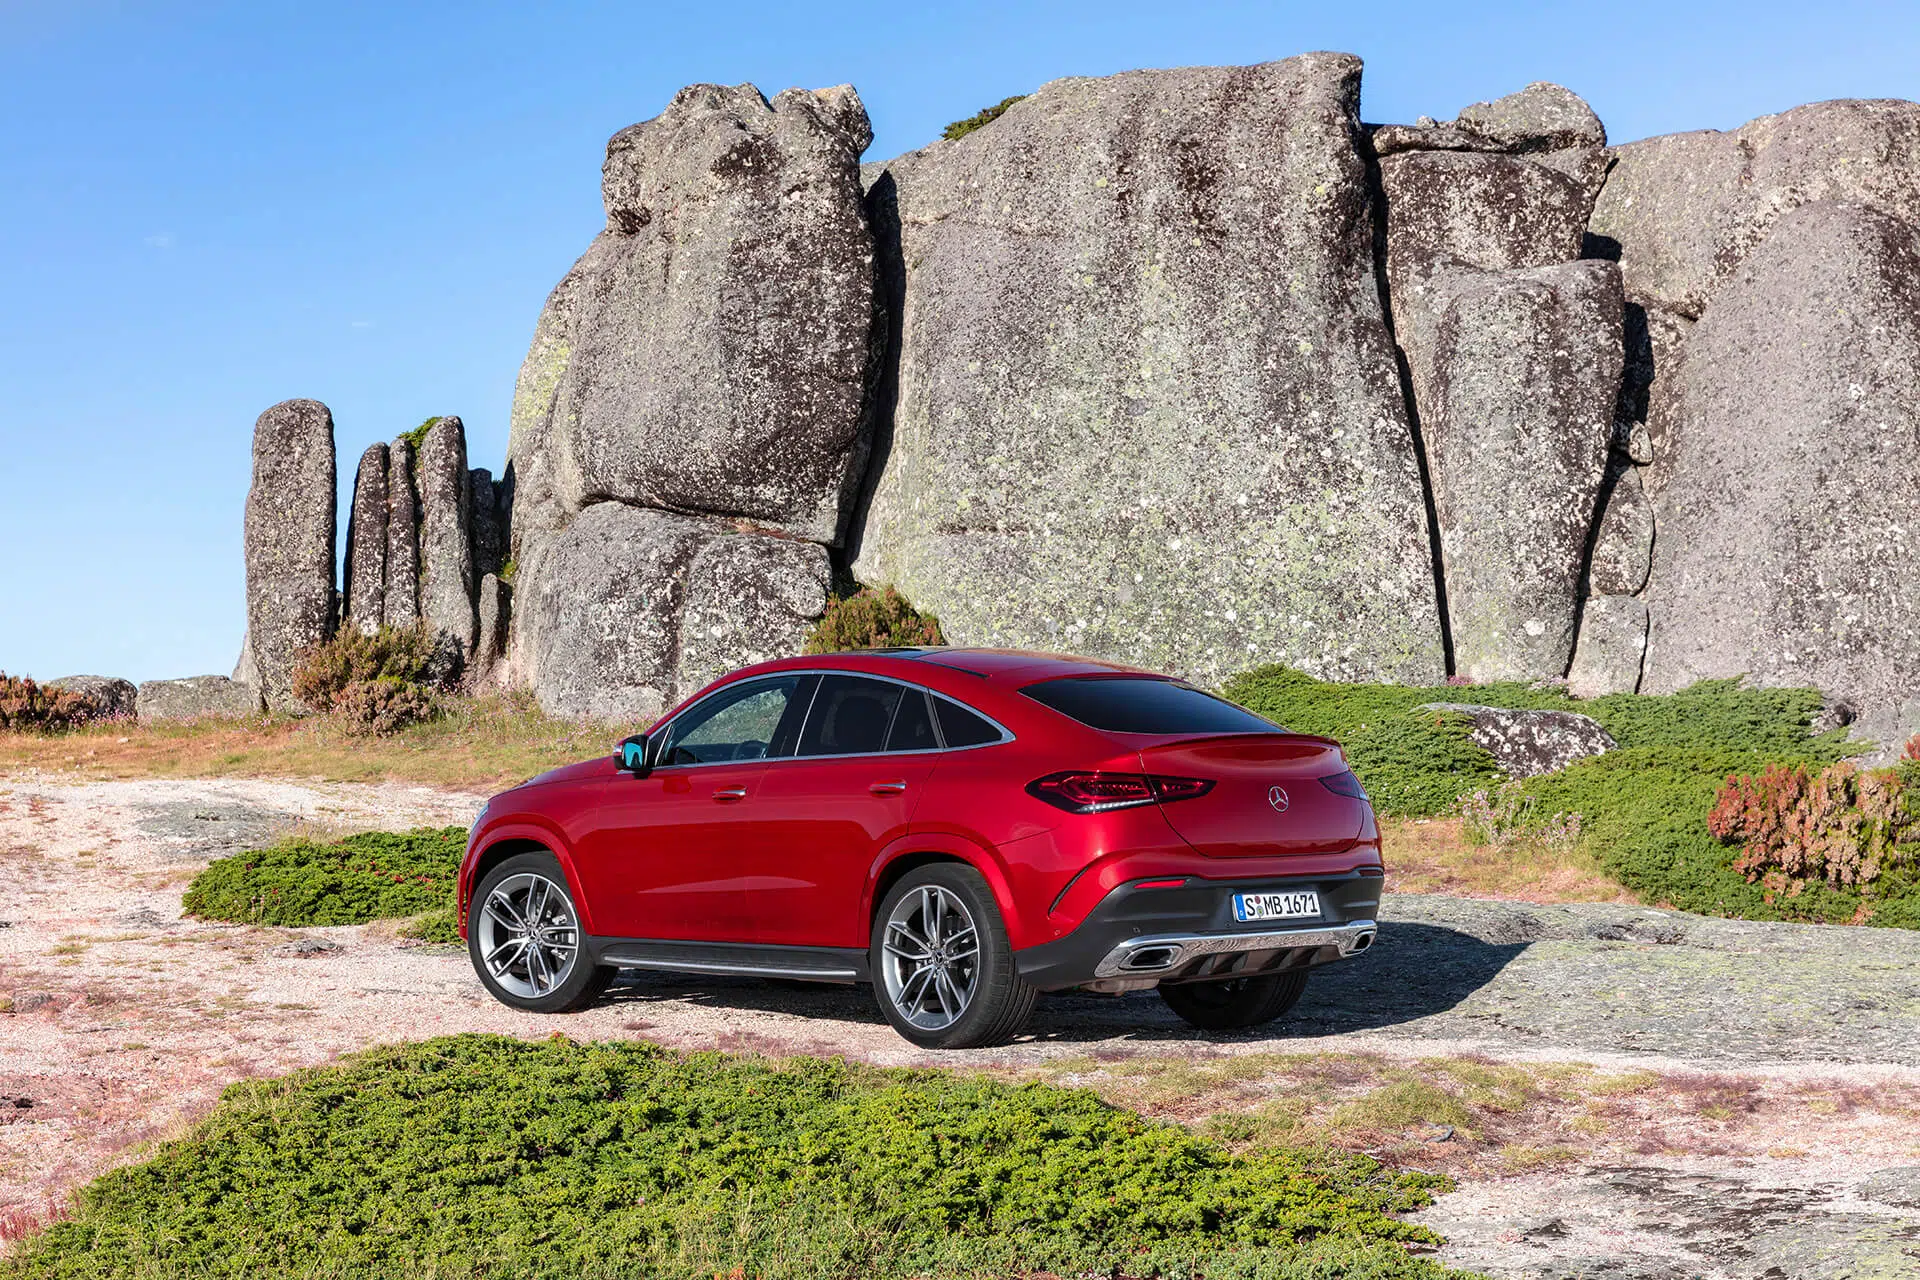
2;775;1917;1277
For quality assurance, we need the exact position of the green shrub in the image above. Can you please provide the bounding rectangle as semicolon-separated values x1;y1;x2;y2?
181;827;464;930
8;1035;1473;1280
395;415;442;453
291;624;446;734
943;94;1026;141
803;586;945;654
0;673;104;733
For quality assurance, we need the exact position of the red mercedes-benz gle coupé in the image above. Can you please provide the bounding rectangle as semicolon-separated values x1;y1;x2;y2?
459;649;1381;1048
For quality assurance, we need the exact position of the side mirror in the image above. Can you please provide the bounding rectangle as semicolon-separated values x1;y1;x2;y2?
616;733;650;775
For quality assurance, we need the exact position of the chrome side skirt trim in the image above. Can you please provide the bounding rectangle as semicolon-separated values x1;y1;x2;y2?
1093;919;1377;978
598;953;859;984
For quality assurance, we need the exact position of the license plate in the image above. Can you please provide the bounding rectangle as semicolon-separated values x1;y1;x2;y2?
1232;890;1321;923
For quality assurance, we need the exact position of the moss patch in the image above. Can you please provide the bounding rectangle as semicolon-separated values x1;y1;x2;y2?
9;1035;1474;1279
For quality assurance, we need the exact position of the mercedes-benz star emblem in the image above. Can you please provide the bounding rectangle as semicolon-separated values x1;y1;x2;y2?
1267;785;1290;813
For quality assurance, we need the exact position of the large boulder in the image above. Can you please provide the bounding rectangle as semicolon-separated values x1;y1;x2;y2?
1417;702;1616;777
1591;99;1920;317
136;676;262;722
505;83;878;549
242;399;336;711
383;438;421;629
343;443;389;636
855;55;1445;686
515;505;830;722
1403;259;1623;681
675;534;831;696
1642;200;1920;752
45;676;137;719
416;417;476;655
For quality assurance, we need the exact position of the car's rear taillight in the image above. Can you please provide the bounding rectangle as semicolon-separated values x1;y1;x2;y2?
1318;769;1369;800
1026;771;1215;814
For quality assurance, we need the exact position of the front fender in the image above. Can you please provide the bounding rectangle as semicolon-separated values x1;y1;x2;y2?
862;831;1032;950
458;814;597;938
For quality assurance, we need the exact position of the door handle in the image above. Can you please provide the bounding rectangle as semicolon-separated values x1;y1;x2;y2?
713;786;749;802
869;779;908;795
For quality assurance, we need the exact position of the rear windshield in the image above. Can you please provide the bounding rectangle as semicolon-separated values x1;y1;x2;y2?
1020;677;1280;735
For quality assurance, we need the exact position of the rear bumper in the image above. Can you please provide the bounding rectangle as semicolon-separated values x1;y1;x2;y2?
1013;869;1381;992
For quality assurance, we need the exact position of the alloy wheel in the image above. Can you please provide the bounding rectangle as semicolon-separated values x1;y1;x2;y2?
475;872;580;999
880;884;981;1032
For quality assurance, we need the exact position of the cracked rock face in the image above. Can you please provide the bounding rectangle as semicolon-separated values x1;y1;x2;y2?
1588;462;1655;598
506;83;878;548
1568;595;1650;698
242;399;336;711
855;55;1445;687
1592;98;1920;317
1405;259;1623;682
1642;200;1920;753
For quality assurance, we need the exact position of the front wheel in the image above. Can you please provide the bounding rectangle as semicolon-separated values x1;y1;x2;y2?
468;851;614;1013
871;864;1036;1050
1159;970;1309;1031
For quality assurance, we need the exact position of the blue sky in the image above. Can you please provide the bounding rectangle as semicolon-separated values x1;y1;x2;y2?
3;0;1916;682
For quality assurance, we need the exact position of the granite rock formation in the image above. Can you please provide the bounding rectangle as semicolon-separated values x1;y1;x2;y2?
242;399;336;711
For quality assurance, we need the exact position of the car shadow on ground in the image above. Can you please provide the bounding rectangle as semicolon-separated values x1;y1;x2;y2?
597;920;1529;1049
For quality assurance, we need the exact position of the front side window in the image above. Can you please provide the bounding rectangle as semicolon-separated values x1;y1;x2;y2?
1019;676;1279;735
655;676;809;766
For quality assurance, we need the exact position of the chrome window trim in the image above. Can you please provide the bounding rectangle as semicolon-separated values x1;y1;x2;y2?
645;669;1014;773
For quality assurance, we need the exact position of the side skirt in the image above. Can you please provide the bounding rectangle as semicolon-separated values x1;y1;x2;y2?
587;936;870;985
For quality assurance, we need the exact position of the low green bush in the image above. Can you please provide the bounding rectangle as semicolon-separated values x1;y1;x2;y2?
9;1035;1474;1280
803;585;945;654
943;94;1026;141
181;827;464;932
395;415;443;452
0;673;104;733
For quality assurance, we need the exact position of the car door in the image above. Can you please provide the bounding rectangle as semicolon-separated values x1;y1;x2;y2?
570;674;814;943
747;675;941;948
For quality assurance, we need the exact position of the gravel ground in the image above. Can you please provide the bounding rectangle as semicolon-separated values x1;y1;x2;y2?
1;774;1917;1276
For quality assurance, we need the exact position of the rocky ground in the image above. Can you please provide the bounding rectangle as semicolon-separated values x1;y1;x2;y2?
1;774;1917;1277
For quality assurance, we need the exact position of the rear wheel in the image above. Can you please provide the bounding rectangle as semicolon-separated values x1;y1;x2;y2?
1159;970;1309;1031
871;864;1035;1050
469;852;614;1013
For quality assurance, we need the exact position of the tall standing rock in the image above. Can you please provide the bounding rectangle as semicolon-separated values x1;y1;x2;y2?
417;417;476;655
506;83;879;549
242;399;337;710
856;56;1445;686
343;443;389;635
1643;200;1920;751
1403;260;1623;681
384;438;421;629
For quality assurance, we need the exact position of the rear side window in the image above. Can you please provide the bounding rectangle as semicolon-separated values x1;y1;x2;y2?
935;696;1003;748
1020;677;1278;735
798;676;903;756
887;689;939;752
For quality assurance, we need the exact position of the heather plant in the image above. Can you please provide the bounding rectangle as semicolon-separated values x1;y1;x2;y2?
291;623;447;734
0;673;104;733
1458;782;1583;852
803;586;945;654
1710;760;1917;896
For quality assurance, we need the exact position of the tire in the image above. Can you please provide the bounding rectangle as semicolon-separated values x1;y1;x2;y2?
870;863;1036;1050
1159;970;1310;1031
468;851;615;1014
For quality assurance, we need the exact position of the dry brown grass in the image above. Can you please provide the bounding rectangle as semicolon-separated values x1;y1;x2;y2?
0;694;616;792
1381;815;1635;904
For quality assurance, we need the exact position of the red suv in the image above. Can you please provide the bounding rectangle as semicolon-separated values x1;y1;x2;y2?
459;649;1381;1048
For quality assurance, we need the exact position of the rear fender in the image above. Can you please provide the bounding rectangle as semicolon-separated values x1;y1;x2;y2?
459;817;597;937
863;832;1028;950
